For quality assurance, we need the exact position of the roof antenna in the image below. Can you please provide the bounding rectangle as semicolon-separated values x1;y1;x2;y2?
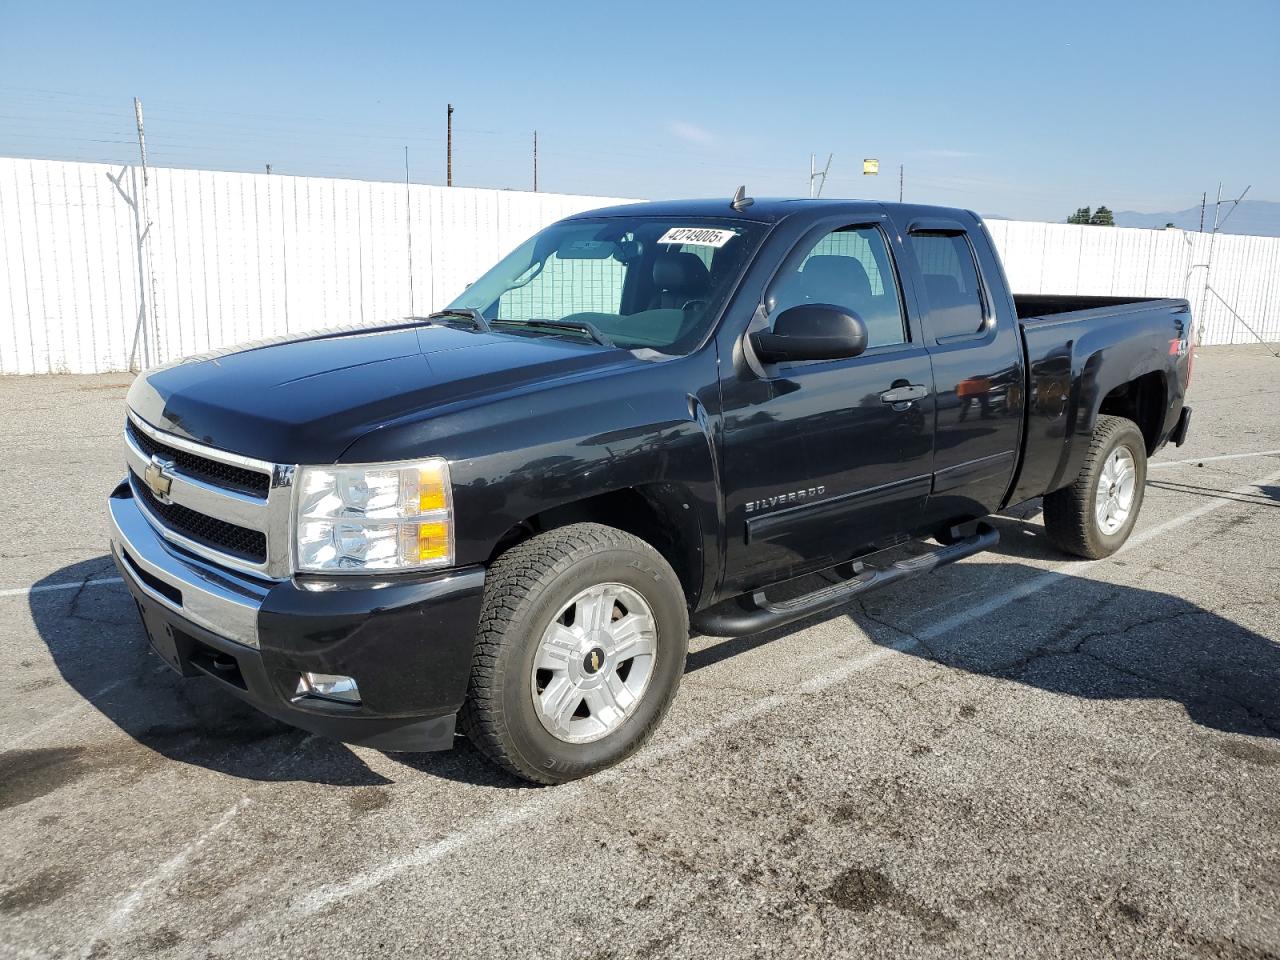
731;185;754;211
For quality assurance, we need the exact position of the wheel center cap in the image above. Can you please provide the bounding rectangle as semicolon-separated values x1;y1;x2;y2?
582;647;607;675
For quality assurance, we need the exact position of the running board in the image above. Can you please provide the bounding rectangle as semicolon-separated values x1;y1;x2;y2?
692;523;999;638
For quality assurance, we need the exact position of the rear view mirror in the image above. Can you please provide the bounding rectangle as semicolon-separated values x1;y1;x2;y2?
555;238;620;260
750;304;869;363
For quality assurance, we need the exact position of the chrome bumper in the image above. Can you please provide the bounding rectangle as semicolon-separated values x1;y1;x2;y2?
108;484;268;648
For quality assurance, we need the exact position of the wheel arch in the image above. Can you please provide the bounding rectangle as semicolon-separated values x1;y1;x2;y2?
486;483;706;610
1095;369;1168;454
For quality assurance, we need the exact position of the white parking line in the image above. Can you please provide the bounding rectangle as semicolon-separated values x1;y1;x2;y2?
82;799;250;958
293;464;1280;916
1;678;134;752
0;576;121;599
81;737;312;949
1149;448;1280;470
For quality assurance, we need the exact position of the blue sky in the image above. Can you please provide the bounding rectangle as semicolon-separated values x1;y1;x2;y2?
2;0;1277;220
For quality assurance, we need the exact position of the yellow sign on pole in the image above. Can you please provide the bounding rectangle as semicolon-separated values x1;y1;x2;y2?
863;158;880;176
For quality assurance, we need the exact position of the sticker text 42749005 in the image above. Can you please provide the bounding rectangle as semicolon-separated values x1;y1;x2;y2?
657;227;737;248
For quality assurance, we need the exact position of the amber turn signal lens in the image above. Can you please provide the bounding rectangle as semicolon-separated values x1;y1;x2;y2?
418;471;448;513
416;521;451;562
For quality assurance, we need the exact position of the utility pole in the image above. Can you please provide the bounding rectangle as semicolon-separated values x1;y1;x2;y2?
1199;182;1223;323
132;97;159;369
446;103;454;186
1199;192;1206;232
899;164;904;202
533;130;538;192
405;146;415;316
809;153;832;198
1196;183;1266;350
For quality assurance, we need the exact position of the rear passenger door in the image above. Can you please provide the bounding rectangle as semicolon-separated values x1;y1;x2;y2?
898;216;1024;520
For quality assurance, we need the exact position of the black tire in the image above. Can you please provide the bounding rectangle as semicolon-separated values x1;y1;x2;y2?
1043;414;1148;559
459;523;689;785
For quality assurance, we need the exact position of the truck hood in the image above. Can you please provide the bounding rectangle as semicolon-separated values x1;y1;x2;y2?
127;323;639;463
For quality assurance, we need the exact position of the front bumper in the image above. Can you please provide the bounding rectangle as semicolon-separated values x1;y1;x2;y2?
108;481;486;751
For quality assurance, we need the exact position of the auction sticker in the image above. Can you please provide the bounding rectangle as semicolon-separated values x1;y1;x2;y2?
657;227;737;248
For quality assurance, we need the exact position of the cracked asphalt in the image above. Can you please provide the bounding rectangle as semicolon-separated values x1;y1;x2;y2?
1;345;1279;959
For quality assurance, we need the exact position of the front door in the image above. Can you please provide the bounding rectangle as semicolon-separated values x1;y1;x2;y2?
718;218;936;593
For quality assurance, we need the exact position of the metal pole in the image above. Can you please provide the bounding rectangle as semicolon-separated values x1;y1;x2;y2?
533;130;538;192
809;153;815;198
1196;182;1222;337
405;146;415;316
1199;192;1205;232
813;153;832;198
132;97;159;369
446;104;454;187
899;164;904;202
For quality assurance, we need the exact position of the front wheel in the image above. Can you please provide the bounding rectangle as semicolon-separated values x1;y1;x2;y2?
1043;414;1148;559
459;523;689;785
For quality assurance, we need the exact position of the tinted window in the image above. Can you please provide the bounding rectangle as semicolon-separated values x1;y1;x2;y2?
909;233;987;340
770;225;906;348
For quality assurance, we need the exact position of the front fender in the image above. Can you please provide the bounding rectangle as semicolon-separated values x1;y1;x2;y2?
339;349;725;605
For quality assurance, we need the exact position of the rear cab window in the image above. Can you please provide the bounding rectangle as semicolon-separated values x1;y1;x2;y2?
907;231;990;342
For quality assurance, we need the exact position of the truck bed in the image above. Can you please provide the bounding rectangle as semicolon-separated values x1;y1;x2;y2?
1006;294;1192;507
1014;293;1164;319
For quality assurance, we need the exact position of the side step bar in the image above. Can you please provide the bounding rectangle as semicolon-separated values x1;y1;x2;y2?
692;523;999;638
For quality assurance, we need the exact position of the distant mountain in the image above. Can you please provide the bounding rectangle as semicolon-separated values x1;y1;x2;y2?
1113;199;1280;237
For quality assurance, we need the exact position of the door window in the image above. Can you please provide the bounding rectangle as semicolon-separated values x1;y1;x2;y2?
908;232;987;340
769;225;907;348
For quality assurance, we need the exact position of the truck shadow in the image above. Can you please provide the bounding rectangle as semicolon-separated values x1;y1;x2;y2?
690;515;1279;743
33;521;1278;790
27;557;391;785
26;557;521;788
22;555;527;788
856;558;1280;743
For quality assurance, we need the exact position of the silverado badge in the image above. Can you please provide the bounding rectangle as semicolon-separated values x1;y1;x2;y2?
744;485;826;514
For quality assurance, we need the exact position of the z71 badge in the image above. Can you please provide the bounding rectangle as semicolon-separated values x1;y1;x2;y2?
744;486;826;514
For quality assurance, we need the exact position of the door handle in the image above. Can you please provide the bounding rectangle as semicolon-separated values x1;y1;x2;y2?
880;384;929;405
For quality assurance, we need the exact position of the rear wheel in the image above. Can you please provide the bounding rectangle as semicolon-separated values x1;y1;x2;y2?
1043;414;1147;559
460;523;688;785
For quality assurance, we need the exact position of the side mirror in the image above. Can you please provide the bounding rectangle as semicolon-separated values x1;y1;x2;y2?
749;303;868;363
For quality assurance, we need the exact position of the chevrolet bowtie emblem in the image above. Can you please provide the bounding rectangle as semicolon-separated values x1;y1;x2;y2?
144;455;175;502
590;650;601;672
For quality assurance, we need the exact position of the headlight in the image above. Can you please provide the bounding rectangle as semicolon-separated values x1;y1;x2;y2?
294;459;454;573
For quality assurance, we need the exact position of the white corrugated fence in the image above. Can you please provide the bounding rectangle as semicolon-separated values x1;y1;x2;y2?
1;157;1277;374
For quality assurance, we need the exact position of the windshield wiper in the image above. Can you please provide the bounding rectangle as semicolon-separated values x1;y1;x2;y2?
417;308;492;332
491;318;614;347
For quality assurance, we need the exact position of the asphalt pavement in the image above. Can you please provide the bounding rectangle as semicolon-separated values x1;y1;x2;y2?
1;344;1278;959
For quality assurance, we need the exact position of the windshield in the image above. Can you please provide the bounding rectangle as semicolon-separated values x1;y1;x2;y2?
448;216;766;354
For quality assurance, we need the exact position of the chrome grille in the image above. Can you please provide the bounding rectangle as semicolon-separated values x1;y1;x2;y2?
123;411;293;579
132;476;268;563
126;419;270;497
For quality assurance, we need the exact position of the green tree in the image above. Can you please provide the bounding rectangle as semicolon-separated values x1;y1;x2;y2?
1067;206;1092;224
1089;206;1115;226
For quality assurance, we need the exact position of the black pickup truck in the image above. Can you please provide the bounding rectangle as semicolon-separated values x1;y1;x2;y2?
110;195;1193;783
